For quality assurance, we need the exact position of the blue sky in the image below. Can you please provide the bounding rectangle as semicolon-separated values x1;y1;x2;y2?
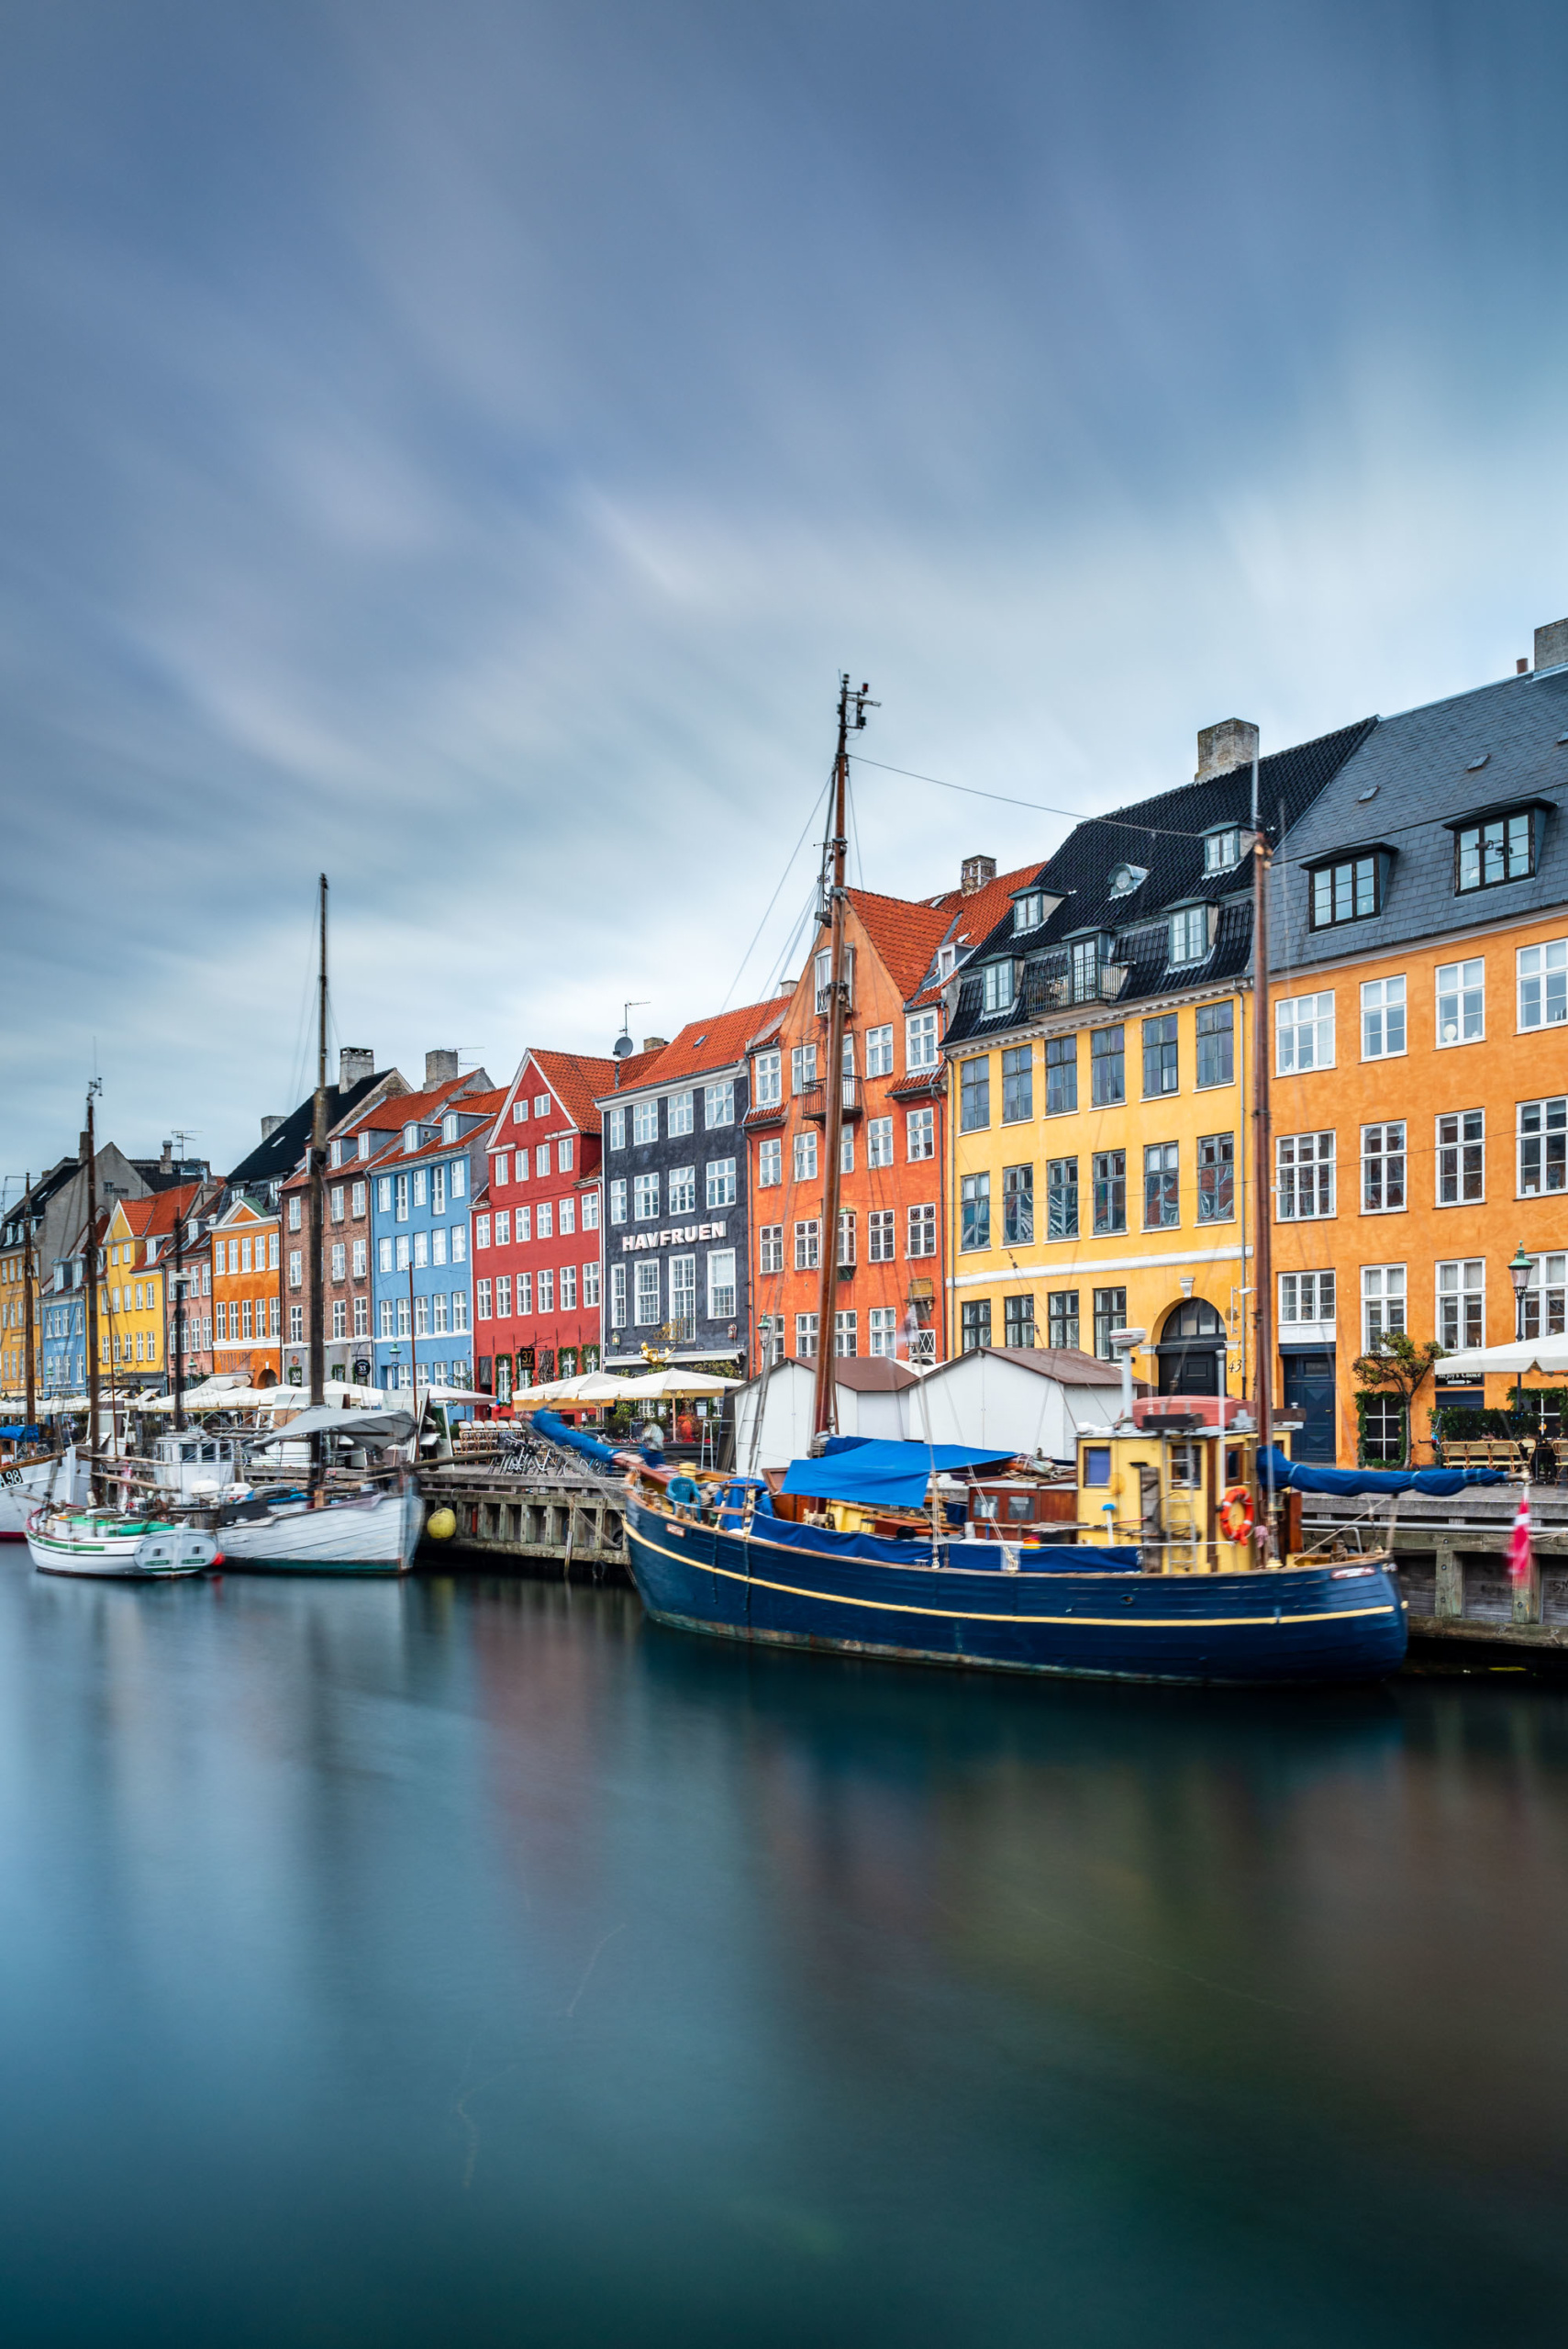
4;0;1568;1182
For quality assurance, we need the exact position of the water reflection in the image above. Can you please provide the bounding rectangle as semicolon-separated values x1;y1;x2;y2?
0;1567;1563;2347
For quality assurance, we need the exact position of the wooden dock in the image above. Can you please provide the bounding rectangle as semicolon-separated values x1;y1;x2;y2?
1303;1486;1568;1659
418;1462;630;1578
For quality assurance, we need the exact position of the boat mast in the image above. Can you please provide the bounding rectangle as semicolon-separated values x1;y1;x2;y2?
811;675;874;1437
83;1085;102;1501
1250;750;1276;1547
308;874;328;1413
21;1171;36;1437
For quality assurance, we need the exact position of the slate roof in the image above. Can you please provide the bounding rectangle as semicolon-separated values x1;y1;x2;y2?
1269;665;1568;972
945;718;1374;1046
228;1068;395;1186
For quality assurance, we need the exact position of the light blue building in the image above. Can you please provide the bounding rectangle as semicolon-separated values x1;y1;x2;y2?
40;1239;88;1396
368;1091;499;1399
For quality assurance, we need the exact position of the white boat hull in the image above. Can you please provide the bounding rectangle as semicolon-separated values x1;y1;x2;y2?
28;1508;217;1579
0;1453;90;1539
217;1484;424;1575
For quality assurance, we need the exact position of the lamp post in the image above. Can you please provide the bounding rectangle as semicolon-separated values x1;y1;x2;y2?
1509;1244;1535;1340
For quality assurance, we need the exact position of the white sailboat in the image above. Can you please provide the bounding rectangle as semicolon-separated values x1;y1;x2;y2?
144;1414;425;1575
0;1444;90;1540
28;1500;216;1579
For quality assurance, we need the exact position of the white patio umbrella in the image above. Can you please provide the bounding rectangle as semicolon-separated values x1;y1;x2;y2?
1429;1340;1568;1378
611;1368;742;1400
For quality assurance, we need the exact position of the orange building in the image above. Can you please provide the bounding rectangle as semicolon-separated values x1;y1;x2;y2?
1268;621;1568;1464
212;1194;283;1386
747;856;1037;1369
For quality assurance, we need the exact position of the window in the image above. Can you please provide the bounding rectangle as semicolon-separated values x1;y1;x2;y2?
868;1208;895;1262
864;1025;894;1078
535;1145;550;1178
1142;1015;1178;1097
1093;1287;1127;1360
513;1099;529;1125
1000;1046;1032;1123
288;1250;302;1288
795;1314;819;1359
754;1051;782;1107
1522;1253;1567;1340
289;1197;303;1230
906;1012;938;1071
560;1265;578;1311
907;1203;936;1258
665;1166;695;1215
1437;1110;1485;1205
290;1305;304;1342
377;1238;393;1273
983;960;1016;1014
633;1173;659;1220
1093;1151;1127;1235
1196;1133;1234;1223
758;1137;782;1187
495;1210;511;1247
1276;992;1335;1073
1048;1289;1080;1350
1280;1271;1335;1324
1002;1163;1033;1245
706;1159;737;1208
906;1107;934;1161
609;1180;628;1225
1169;906;1209;964
560;1199;575;1236
584;1260;603;1309
760;1224;784;1275
1204;827;1242;874
1518;939;1568;1031
789;1044;817;1097
609;1264;627;1330
1437;1259;1485;1351
451;1225;466;1262
1004;1293;1035;1348
475;1213;493;1251
1360;974;1407;1061
395;1236;410;1273
1276;1130;1335;1219
1456;810;1534;893
607;1108;626;1152
794;1220;820;1271
1143;1142;1179;1229
1046;1157;1078;1240
539;1269;554;1313
633;1100;659;1145
961;1299;992;1353
704;1082;735;1129
1519;1097;1568;1196
793;1130;818;1183
1072;938;1103;1000
550;1138;570;1175
330;1186;345;1224
1362;1264;1407;1351
534;1094;550;1118
330;1242;346;1282
1362;1122;1406;1213
1013;890;1047;933
695;1249;734;1324
667;1091;695;1138
1090;1025;1124;1106
395;1174;409;1221
583;1192;599;1231
375;1178;392;1214
866;1115;894;1169
869;1307;898;1357
1362;1394;1406;1464
1107;864;1145;900
350;1181;366;1219
625;1258;658;1325
961;1059;990;1130
1045;1034;1077;1115
537;1203;552;1239
1310;855;1382;927
353;1297;369;1337
961;1172;991;1251
477;1280;492;1321
1436;958;1485;1046
413;1170;430;1211
240;1238;253;1274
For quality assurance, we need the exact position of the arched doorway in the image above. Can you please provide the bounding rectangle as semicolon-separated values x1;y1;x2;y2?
1156;1298;1225;1396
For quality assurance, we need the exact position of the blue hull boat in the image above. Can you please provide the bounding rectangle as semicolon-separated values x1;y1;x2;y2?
621;1495;1407;1687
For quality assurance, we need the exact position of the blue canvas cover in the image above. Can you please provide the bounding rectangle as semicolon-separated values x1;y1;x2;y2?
781;1436;1018;1510
1257;1444;1508;1498
529;1408;628;1471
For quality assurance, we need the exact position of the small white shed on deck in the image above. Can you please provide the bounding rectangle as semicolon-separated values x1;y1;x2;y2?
730;1356;920;1471
912;1346;1129;1462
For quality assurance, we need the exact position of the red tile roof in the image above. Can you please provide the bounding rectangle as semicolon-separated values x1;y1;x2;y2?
528;1050;636;1137
593;999;779;1094
847;888;959;1000
906;861;1044;1006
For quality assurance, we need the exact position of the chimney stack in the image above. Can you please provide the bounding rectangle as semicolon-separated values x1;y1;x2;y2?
642;1036;669;1052
338;1046;374;1090
961;854;997;896
1534;618;1568;673
1195;718;1260;783
160;1141;172;1172
424;1049;460;1086
260;1115;284;1141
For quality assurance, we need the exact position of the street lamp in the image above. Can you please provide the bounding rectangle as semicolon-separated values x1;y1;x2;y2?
1509;1243;1535;1339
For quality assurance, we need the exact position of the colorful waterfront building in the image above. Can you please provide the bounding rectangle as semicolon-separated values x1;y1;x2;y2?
749;856;1037;1373
211;1194;283;1386
1267;616;1568;1463
365;1084;501;1398
943;720;1373;1405
595;1006;777;1378
101;1183;217;1391
479;1048;658;1399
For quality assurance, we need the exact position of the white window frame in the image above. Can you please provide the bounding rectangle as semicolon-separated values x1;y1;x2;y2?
867;1115;894;1169
1436;958;1485;1048
1518;938;1568;1032
753;1052;782;1108
1361;1263;1407;1353
633;1173;659;1220
864;1025;894;1078
634;1260;661;1326
1275;991;1335;1074
1278;1269;1335;1326
1436;1109;1485;1207
1361;975;1406;1061
906;1106;934;1162
793;1130;817;1182
633;1100;659;1145
668;1091;695;1137
607;1108;626;1152
758;1138;782;1188
705;1158;737;1208
1168;905;1209;965
759;1225;784;1275
609;1180;628;1225
706;1249;737;1321
794;1219;820;1271
704;1081;735;1129
1436;1258;1485;1352
906;1011;939;1071
1361;1121;1406;1215
1276;1130;1336;1220
1518;1097;1568;1198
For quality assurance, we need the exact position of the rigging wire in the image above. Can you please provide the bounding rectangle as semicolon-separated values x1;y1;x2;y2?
719;764;836;1014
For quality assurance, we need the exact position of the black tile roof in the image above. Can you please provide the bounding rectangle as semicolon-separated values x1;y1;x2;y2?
945;718;1374;1045
226;1071;391;1186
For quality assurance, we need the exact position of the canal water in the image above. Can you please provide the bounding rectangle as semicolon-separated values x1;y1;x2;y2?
1;1571;1565;2347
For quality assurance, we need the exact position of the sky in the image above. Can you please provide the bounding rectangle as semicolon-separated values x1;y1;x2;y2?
4;0;1568;1185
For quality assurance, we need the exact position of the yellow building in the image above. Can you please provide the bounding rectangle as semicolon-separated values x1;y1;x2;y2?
942;718;1375;1407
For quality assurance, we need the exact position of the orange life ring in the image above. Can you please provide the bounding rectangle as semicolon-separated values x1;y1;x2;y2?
1219;1485;1255;1542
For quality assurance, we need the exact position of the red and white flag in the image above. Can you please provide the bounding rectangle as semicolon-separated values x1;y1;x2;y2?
1509;1487;1534;1586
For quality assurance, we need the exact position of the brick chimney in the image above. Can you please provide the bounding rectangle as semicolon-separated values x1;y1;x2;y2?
424;1049;460;1086
260;1115;284;1141
1195;718;1260;783
1534;617;1568;672
961;854;997;896
642;1036;669;1052
338;1046;374;1090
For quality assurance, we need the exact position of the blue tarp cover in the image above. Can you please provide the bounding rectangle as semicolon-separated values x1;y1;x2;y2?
1258;1444;1509;1497
529;1409;628;1472
781;1437;1018;1510
754;1516;1142;1575
0;1425;40;1441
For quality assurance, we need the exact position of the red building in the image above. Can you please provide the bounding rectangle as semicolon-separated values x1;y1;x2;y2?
478;1044;663;1400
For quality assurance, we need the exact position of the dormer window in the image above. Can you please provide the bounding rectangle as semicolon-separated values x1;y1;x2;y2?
357;1132;370;1162
441;1113;460;1142
1107;863;1148;899
1309;852;1385;929
1169;906;1210;964
403;1123;420;1153
936;942;958;981
982;960;1016;1014
1454;809;1536;893
1203;826;1242;874
1070;938;1103;1002
1012;891;1046;932
329;1140;343;1169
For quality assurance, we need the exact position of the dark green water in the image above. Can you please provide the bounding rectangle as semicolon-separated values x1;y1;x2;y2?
1;1568;1565;2347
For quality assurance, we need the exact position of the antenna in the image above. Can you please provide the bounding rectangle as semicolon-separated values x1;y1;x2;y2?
614;1000;650;1060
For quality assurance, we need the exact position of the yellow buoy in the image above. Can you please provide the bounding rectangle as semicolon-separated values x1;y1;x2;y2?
426;1507;457;1542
